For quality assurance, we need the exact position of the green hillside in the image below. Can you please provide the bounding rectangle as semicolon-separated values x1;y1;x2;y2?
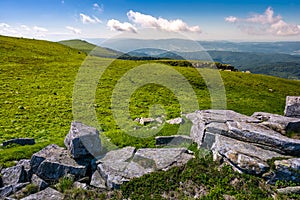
1;35;300;199
59;39;121;58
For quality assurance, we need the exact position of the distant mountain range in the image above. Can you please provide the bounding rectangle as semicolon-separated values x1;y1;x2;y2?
60;39;300;80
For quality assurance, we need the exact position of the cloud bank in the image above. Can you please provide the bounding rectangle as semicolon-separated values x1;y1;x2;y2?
225;7;300;36
107;10;201;33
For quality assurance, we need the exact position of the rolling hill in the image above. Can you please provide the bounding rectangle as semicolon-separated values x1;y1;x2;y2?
1;35;300;199
59;39;121;58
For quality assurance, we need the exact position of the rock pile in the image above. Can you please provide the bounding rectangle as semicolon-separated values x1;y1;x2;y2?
186;109;300;183
0;122;194;199
1;96;300;198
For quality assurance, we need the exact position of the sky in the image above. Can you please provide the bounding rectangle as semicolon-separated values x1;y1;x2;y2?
1;0;300;42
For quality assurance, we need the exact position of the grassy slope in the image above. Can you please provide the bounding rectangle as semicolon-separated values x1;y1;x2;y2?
1;35;300;166
59;39;121;58
1;35;300;199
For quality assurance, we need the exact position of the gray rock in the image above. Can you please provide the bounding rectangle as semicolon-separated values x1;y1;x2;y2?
30;144;87;181
97;147;194;189
0;182;29;198
99;146;136;164
133;148;194;171
155;135;193;146
202;133;284;175
252;112;300;134
31;174;48;191
2;138;35;147
285;96;300;118
277;186;300;194
64;121;102;159
90;170;106;189
20;187;63;200
1;165;27;186
202;121;300;156
166;117;185;125
273;158;300;183
73;181;88;190
16;160;32;181
139;117;155;125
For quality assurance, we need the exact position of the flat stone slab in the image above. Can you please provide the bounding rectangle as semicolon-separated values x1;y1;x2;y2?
97;147;194;189
252;112;300;134
30;144;87;181
20;187;63;200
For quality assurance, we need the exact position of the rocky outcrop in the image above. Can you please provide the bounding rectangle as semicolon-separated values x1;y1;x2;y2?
0;182;29;198
64;121;102;159
2;138;35;147
96;147;194;189
277;186;300;194
285;96;300;118
20;187;63;200
186;109;300;179
30;144;87;181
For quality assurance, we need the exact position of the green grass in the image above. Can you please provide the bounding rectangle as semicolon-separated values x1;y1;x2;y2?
1;35;300;199
1;35;300;167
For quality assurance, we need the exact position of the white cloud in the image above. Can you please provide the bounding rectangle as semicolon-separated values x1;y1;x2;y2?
80;13;102;24
226;7;300;36
225;16;238;23
66;26;81;34
21;25;31;31
93;3;103;13
107;19;137;33
127;10;201;33
33;26;48;32
0;23;10;28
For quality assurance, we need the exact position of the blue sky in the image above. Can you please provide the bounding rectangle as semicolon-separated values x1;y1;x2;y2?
1;0;300;41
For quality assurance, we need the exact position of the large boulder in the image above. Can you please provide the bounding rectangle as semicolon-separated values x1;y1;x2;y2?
252;112;300;134
30;144;87;181
97;147;194;189
64;121;102;159
0;165;27;186
20;187;63;200
285;96;300;118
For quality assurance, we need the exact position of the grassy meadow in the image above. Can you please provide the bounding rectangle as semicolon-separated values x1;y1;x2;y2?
1;35;300;199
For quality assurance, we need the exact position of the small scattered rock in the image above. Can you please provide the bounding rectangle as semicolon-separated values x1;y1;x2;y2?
2;138;35;147
20;187;63;200
166;117;185;125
